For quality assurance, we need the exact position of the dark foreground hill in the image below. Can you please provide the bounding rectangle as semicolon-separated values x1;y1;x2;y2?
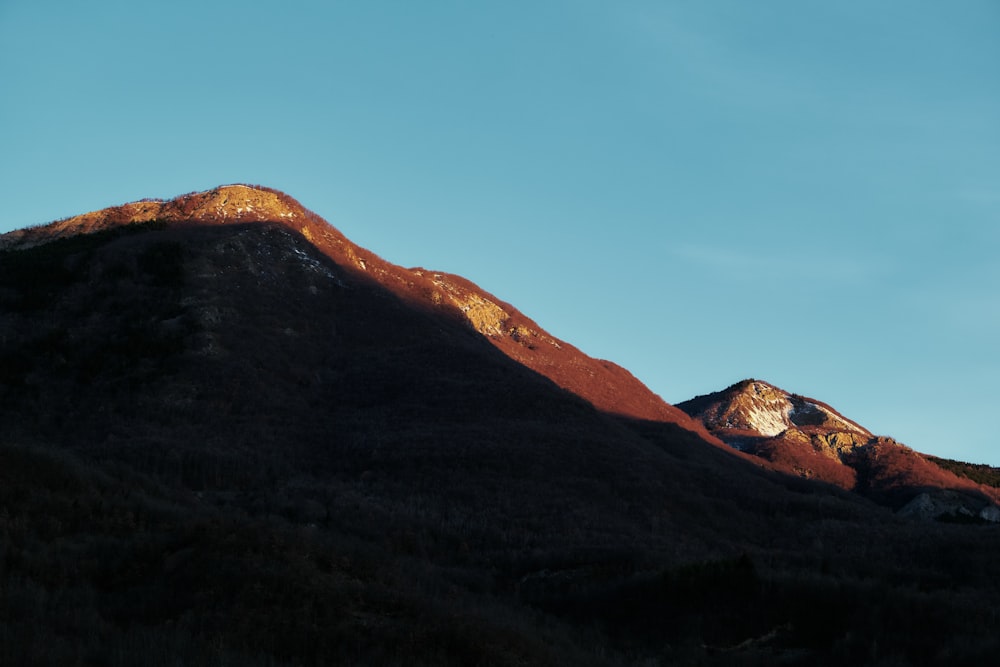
2;186;999;666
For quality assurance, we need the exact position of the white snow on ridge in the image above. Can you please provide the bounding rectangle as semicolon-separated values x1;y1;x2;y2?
745;403;790;437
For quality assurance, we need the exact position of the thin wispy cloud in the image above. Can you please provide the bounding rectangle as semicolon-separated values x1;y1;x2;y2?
956;188;1000;206
617;5;811;111
669;242;878;283
615;2;994;133
903;263;1000;336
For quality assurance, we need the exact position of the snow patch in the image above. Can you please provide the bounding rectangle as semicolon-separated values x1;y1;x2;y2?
745;404;790;437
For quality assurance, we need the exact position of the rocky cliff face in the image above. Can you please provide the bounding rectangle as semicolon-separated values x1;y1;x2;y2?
678;379;1000;518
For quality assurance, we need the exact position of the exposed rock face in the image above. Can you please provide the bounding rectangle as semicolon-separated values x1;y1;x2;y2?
898;491;1000;523
980;505;1000;522
678;379;1000;513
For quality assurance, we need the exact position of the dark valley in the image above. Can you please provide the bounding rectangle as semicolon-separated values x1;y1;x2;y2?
2;185;999;666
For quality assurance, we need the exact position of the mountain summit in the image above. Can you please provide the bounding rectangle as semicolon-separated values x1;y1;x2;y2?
1;185;305;249
678;379;870;441
679;379;1000;517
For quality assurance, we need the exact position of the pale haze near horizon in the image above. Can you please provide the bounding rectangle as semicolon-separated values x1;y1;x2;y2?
1;1;998;464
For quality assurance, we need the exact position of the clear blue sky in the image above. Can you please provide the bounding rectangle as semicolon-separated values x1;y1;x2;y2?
2;1;998;464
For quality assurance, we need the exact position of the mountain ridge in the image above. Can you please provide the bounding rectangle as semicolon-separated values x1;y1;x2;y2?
0;184;305;249
0;184;710;433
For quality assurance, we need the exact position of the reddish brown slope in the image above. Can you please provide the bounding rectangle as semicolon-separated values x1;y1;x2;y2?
679;379;1000;513
1;184;711;436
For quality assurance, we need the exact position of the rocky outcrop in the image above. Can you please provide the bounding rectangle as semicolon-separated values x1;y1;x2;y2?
898;491;1000;523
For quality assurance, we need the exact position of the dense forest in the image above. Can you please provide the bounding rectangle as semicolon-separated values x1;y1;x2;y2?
926;455;1000;488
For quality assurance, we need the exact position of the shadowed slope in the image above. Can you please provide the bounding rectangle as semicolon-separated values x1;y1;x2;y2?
0;207;744;558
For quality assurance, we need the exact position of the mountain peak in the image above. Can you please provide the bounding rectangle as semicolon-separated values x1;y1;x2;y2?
678;379;1000;515
680;378;871;440
0;184;309;250
168;184;305;222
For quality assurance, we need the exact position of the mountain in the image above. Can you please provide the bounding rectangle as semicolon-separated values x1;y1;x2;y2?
678;379;1000;518
2;184;709;432
3;185;1000;666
